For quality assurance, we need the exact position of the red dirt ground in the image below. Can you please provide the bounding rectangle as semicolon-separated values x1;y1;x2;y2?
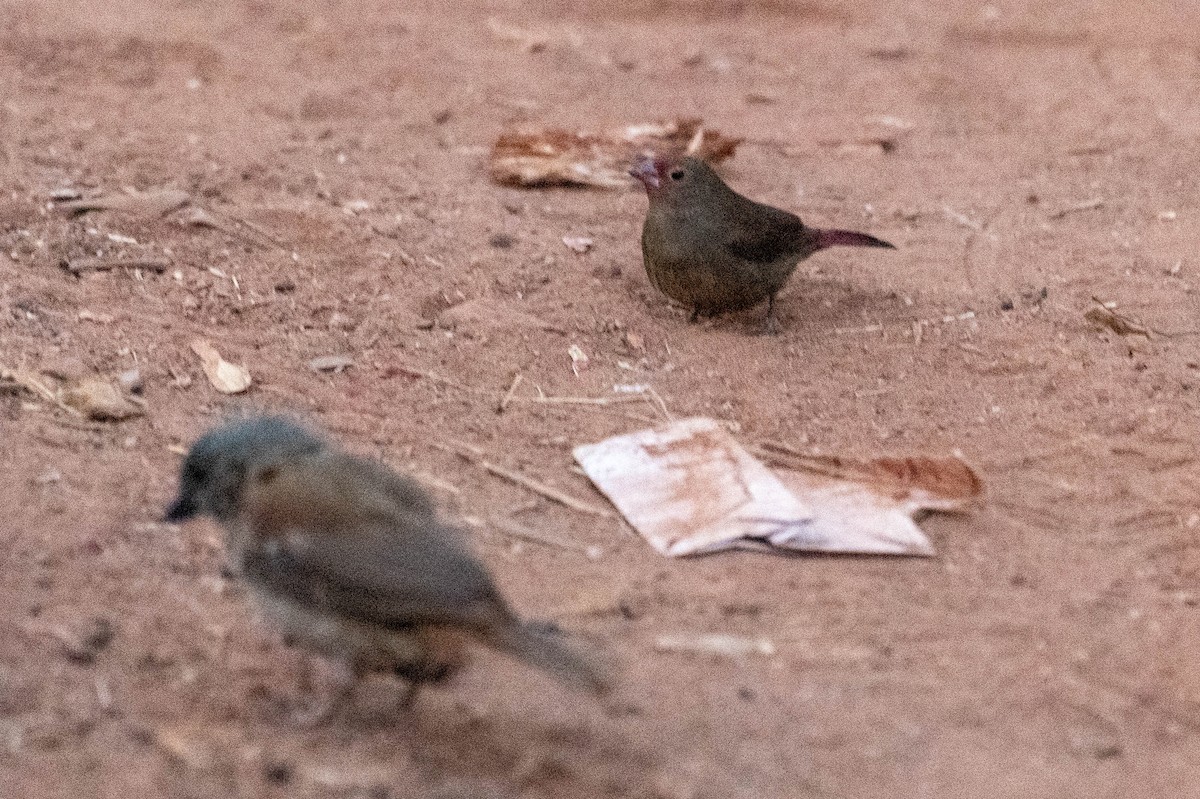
3;1;1200;796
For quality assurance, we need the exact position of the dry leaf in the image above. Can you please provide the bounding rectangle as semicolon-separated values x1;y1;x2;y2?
1085;302;1152;338
57;188;190;217
490;119;741;189
575;418;981;557
568;344;589;377
190;339;251;394
60;377;144;421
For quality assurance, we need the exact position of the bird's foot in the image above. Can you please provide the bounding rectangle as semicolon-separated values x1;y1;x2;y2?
291;659;356;727
763;296;781;335
398;682;422;711
291;695;344;727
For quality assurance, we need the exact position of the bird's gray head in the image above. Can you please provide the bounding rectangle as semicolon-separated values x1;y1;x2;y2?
164;416;325;523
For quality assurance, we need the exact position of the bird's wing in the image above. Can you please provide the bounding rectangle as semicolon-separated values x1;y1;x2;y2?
723;197;810;264
242;516;508;632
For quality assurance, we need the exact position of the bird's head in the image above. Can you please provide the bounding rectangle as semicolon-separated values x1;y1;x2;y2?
628;154;723;206
164;416;325;524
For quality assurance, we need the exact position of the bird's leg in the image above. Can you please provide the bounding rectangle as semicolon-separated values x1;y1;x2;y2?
293;659;356;727
763;295;781;336
398;681;422;711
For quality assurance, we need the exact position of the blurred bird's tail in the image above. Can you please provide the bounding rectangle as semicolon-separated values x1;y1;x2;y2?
814;228;896;251
483;619;612;695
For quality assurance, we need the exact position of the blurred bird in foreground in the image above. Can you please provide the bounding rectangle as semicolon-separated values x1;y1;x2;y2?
165;416;609;721
631;154;895;334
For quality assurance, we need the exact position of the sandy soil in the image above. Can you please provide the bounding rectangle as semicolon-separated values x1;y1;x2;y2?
3;0;1200;796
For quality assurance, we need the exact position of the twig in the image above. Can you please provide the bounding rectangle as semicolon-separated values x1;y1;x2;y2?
834;323;884;335
1088;296;1200;338
497;372;524;413
942;205;983;231
61;258;168;276
1048;197;1104;220
507;394;640;407
218;210;289;249
411;471;462;497
488;516;592;553
434;441;614;518
389;361;476;392
644;385;674;421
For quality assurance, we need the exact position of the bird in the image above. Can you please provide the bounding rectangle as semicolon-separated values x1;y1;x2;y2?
630;154;896;334
164;415;609;721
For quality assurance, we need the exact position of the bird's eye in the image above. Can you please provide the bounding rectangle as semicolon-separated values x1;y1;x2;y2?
670;169;685;181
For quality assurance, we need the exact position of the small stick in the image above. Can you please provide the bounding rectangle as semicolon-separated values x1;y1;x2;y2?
497;372;524;413
834;323;884;335
389;361;476;392
435;441;614;518
223;212;289;248
1048;197;1104;220
488;516;591;553
506;394;646;407
644;385;674;421
61;258;168;276
942;205;983;231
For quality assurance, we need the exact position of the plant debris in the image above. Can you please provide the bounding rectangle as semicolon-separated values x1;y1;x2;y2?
56;188;190;217
61;257;169;276
654;633;776;658
190;339;252;394
61;377;145;421
308;354;355;373
562;235;594;254
1085;297;1153;338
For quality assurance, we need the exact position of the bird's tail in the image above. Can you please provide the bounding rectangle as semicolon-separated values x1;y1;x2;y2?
814;228;896;251
481;619;612;695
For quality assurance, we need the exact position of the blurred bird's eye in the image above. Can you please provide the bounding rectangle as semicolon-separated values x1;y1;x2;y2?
670;169;685;181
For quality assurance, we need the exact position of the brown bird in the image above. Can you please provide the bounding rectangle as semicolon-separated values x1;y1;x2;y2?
630;154;895;333
165;416;609;720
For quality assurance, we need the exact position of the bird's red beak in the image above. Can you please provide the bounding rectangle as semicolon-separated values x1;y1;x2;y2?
629;156;661;190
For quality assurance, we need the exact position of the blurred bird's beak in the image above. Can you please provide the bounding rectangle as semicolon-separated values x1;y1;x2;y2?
163;493;197;522
628;156;660;189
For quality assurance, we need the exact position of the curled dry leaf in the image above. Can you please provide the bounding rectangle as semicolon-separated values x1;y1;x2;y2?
190;339;251;394
490;119;741;189
568;344;589;377
1085;300;1152;338
57;188;190;217
60;377;144;421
